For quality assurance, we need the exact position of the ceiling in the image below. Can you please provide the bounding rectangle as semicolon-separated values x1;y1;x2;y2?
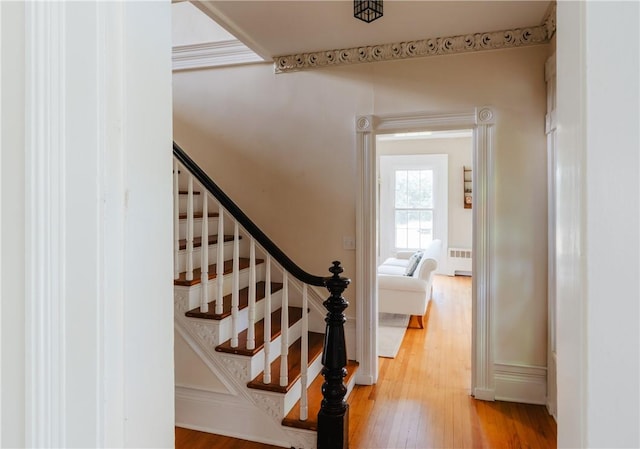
193;1;552;59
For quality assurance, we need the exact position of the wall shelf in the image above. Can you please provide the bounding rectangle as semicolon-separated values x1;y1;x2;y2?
463;166;472;209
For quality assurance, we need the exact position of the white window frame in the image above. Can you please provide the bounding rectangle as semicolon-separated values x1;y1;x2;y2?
379;154;448;265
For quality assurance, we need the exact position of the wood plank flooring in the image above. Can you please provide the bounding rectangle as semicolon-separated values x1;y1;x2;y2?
175;275;557;448
175;427;282;449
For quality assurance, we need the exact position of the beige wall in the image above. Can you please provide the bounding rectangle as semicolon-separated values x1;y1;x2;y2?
377;136;473;251
173;44;549;367
175;332;228;392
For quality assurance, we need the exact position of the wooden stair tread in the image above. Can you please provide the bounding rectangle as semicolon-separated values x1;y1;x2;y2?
174;258;263;286
178;234;237;251
178;212;219;219
185;282;283;321
247;332;324;394
178;190;201;195
215;305;301;356
282;360;359;431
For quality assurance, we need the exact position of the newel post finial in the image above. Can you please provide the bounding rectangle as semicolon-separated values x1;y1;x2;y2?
317;261;350;449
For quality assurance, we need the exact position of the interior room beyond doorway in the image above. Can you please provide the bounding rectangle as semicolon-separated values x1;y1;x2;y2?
376;129;474;277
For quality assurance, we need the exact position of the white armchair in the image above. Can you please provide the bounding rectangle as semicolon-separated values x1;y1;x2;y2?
377;239;441;328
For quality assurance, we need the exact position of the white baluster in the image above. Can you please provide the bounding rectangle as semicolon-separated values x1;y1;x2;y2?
231;222;240;348
185;175;194;281
279;271;289;387
300;283;309;421
263;255;272;384
247;238;256;350
199;191;209;312
173;160;179;280
215;207;224;315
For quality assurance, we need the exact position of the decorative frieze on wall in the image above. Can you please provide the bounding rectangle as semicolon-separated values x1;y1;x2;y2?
274;4;556;74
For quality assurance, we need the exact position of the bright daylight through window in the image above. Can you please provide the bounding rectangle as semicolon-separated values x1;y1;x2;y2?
394;169;434;250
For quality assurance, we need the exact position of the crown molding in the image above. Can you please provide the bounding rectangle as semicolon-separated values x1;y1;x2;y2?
172;40;265;72
274;4;557;74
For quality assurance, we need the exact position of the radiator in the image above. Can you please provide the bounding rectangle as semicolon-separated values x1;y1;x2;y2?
448;247;472;276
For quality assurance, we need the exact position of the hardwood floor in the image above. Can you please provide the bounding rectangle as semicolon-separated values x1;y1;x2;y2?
175;427;282;449
175;275;557;448
348;275;556;448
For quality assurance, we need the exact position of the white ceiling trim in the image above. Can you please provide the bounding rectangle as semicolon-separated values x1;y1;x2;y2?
172;40;266;72
275;3;556;74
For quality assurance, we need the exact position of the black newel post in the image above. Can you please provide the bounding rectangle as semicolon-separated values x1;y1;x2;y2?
317;261;350;449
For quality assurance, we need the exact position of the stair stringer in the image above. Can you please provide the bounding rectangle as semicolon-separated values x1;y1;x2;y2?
175;291;322;449
175;310;293;447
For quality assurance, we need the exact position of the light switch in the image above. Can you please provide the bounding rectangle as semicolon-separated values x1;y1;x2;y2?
343;236;356;250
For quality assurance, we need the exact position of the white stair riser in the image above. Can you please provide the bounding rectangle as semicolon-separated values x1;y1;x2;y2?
178;194;203;215
176;239;250;272
180;292;284;348
213;291;288;351
248;350;324;424
247;318;303;380
216;318;304;383
282;352;324;417
182;264;267;310
178;216;219;240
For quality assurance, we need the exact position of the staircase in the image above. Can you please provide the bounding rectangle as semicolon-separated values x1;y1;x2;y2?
172;143;358;449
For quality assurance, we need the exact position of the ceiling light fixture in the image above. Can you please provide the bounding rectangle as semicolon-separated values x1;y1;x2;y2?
354;0;383;23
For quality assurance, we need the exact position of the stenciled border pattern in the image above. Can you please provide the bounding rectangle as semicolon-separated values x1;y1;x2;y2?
274;8;556;73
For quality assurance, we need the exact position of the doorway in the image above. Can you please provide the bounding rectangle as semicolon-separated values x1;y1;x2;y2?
354;109;497;401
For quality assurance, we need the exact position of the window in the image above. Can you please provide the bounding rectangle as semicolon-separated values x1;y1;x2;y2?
378;153;447;264
394;169;434;250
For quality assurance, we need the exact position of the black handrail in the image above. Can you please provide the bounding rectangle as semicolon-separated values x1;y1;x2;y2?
173;141;326;287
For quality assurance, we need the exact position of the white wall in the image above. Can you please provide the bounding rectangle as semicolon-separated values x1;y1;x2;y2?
556;2;640;448
377;137;473;252
1;3;26;447
173;45;549;372
1;2;174;447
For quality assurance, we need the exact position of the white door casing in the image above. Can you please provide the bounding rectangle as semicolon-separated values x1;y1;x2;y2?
355;109;496;399
545;53;558;420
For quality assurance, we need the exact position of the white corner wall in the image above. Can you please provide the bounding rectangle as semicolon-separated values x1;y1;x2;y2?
1;2;27;447
556;2;640;448
173;45;549;383
1;2;174;447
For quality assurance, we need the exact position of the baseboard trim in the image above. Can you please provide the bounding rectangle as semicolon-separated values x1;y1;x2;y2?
175;386;290;447
546;351;557;420
494;363;547;405
473;388;495;401
355;373;375;386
